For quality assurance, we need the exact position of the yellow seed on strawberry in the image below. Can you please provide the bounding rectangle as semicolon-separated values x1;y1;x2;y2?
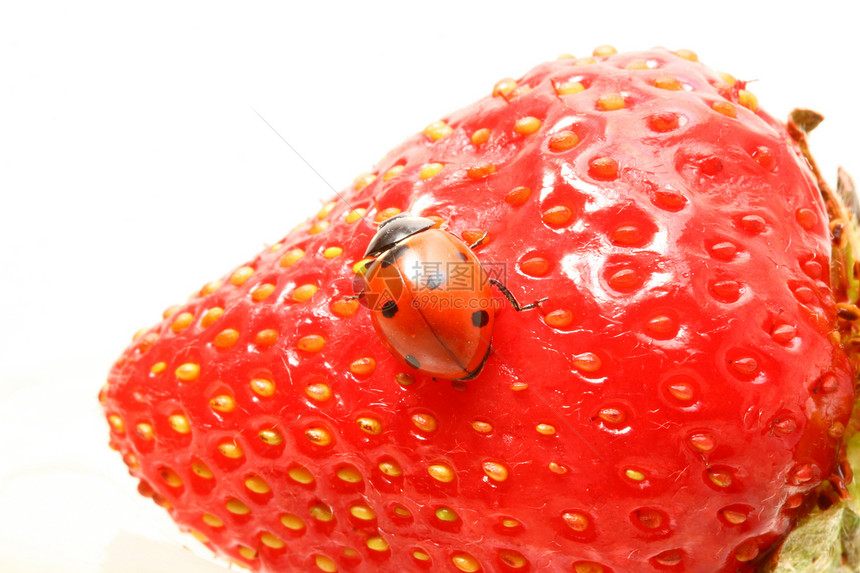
225;498;250;515
563;511;590;531
260;532;284;549
200;307;223;328
357;417;382;435
254;328;278;346
738;89;758;111
712;101;737;117
201;514;223;528
288;465;314;484
170;312;194;332
472;420;493;433
237;546;256;560
305;426;333;447
292;284;318;302
251;283;275;302
214;328;240;348
309;504;334;522
395;372;415;386
555;81;585;95
307;220;329;235
175;362;200;382
424;120;453;141
250;377;275;397
467;162;496;179
218;441;243;459
675;48;699;61
428;463;456;482
297;334;326;352
258;428;283;446
482;461;509;482
191;460;213;479
493;78;517;97
542;205;573;226
597;93;625;110
393;505;411;517
625;468;646;481
349;504;376;520
536;423;556;435
625;60;649;70
316;201;336;219
305;381;332;402
280;513;305;530
230;266;254;286
345;208;366;223
573;352;601;373
548;131;579;151
107;414;125;433
419;163;444;179
709;469;733;488
375;207;402;222
514;116;542;135
353;173;376;191
346;356;376;376
336;465;363;483
245;475;271;494
314;555;337;572
471;128;491;145
379;459;403;476
382;165;405;182
593;45;617;56
209;394;235;413
654;76;683;90
452;552;481;572
499;550;528;569
168;414;190;434
412;412;438;432
366;536;389;552
162;305;181;319
331;298;359;317
280;248;304;267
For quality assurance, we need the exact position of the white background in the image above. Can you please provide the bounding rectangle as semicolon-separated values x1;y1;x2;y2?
1;1;858;571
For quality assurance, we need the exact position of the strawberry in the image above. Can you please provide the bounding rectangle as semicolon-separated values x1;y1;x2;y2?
101;46;858;573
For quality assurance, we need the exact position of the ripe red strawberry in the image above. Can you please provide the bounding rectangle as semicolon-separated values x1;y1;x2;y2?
102;46;857;573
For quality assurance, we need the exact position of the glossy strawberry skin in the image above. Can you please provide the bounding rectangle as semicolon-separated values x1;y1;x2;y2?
102;48;855;573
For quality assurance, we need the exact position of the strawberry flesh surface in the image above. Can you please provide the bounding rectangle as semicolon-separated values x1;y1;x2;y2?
103;49;855;573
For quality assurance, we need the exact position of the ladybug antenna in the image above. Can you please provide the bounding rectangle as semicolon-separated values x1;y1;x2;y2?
251;106;375;230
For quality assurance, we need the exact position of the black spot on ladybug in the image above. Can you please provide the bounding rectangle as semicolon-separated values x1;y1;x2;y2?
426;272;445;290
405;355;420;369
456;251;468;262
471;310;490;328
382;300;398;318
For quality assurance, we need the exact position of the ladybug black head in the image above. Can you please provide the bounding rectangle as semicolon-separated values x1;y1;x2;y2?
364;214;435;258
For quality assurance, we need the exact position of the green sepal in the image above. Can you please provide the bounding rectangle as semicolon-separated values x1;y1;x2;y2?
762;434;860;573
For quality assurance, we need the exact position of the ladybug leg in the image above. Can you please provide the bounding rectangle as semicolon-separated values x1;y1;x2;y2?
468;231;489;250
489;278;547;311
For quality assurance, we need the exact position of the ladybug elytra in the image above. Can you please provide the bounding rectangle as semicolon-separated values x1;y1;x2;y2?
361;214;544;380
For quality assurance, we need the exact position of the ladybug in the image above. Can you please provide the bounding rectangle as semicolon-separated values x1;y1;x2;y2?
360;214;545;380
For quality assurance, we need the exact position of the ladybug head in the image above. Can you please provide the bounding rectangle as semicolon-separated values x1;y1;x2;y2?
364;214;435;258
